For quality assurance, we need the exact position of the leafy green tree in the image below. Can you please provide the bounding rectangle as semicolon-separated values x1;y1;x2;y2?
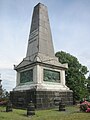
55;51;89;103
0;89;9;104
86;74;90;93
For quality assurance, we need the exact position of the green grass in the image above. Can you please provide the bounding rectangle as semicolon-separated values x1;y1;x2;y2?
0;106;90;120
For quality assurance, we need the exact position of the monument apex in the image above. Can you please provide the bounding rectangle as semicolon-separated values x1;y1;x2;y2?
26;3;55;59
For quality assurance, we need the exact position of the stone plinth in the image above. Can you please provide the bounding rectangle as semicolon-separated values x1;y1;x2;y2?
10;89;73;109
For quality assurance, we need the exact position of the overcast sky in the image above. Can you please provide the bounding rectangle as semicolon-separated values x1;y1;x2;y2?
0;0;90;91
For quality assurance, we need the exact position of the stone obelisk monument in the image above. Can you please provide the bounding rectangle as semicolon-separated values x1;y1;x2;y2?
10;3;73;109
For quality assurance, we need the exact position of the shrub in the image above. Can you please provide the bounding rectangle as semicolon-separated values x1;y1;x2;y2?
80;101;90;112
0;100;7;106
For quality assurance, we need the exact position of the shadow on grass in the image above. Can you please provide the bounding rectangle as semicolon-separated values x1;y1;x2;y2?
52;109;66;112
52;108;82;114
19;113;36;118
19;113;27;117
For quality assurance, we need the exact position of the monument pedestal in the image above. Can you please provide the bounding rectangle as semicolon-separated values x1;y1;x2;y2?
10;89;73;109
10;61;73;109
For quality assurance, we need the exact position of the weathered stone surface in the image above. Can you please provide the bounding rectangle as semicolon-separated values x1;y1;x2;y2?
11;3;73;109
26;3;54;59
10;90;73;109
15;3;68;69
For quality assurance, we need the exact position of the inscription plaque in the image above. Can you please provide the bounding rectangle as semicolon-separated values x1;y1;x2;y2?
43;69;60;82
20;69;33;83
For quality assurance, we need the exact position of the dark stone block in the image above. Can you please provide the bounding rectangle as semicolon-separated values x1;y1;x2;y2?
6;101;12;112
10;90;73;109
27;101;35;116
59;101;66;111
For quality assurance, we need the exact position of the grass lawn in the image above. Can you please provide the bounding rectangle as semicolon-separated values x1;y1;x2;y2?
0;105;90;120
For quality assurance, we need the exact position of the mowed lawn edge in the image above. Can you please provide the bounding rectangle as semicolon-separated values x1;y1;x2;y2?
0;106;90;120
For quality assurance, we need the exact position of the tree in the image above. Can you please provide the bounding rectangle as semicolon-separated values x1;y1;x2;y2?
55;51;89;103
86;74;90;93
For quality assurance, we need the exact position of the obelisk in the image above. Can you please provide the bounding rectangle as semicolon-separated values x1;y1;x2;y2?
10;3;73;109
26;2;54;60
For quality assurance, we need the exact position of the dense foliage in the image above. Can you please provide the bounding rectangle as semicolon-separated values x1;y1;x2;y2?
86;75;90;93
0;89;9;105
55;51;89;103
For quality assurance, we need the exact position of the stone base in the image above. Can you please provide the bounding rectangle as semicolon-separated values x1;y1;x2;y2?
10;89;73;109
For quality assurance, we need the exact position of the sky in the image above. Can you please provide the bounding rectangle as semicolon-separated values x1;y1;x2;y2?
0;0;90;91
